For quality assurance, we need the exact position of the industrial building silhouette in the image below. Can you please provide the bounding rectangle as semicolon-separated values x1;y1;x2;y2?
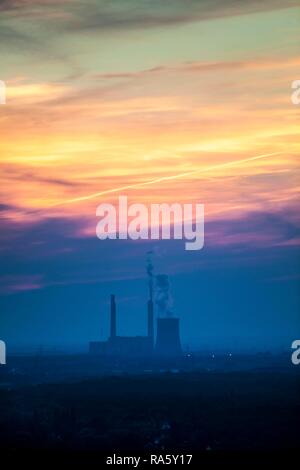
89;292;182;357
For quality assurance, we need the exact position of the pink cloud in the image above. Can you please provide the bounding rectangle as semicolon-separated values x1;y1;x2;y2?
0;275;44;294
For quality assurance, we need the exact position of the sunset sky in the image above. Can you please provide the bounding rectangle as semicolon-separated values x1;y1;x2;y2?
0;0;299;350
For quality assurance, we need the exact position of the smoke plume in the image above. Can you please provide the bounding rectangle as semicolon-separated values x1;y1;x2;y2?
155;274;173;317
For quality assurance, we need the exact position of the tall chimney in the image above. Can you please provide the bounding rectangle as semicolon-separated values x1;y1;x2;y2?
146;251;154;349
147;299;154;347
110;294;116;339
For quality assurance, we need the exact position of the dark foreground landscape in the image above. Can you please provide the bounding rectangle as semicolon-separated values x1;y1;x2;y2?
0;364;299;466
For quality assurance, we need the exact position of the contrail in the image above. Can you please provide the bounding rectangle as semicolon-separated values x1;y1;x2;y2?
40;151;283;211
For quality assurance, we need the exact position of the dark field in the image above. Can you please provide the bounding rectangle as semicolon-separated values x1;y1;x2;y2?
0;370;299;465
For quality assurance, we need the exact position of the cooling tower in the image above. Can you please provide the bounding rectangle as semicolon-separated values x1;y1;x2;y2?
155;317;182;357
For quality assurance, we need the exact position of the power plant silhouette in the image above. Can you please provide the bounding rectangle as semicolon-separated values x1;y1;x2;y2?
89;257;182;357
